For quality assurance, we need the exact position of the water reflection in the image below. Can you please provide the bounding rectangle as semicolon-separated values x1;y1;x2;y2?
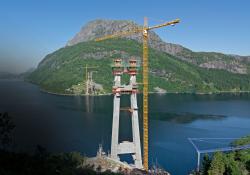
85;95;94;113
150;112;227;124
73;95;95;113
74;96;83;110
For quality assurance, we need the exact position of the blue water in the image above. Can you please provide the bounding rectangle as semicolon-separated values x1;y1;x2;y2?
1;80;250;175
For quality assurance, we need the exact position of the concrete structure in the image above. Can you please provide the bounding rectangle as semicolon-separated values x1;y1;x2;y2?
84;65;98;95
86;71;100;95
111;58;143;169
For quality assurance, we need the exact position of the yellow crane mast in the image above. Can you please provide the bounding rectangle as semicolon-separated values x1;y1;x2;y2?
95;17;180;170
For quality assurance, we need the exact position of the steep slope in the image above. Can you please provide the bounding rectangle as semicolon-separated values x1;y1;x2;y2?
28;39;250;95
66;19;250;74
67;19;184;56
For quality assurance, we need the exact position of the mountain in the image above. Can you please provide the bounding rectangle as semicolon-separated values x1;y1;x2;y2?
27;19;250;95
0;72;18;79
67;19;185;56
19;68;36;79
67;19;250;74
0;68;35;80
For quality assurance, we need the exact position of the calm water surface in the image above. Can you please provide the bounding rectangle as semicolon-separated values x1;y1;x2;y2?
1;80;250;175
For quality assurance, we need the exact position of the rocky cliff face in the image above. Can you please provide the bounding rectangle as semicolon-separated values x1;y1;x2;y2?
66;19;250;74
67;19;185;56
199;60;247;74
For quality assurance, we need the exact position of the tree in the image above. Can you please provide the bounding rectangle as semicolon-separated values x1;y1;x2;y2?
208;152;225;175
246;160;250;172
0;112;15;150
202;154;211;175
224;153;243;175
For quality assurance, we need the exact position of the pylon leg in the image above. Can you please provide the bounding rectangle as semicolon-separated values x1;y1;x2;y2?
110;59;142;169
111;75;121;160
131;90;143;168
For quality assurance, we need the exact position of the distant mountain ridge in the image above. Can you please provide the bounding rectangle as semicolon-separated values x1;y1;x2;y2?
0;69;35;79
0;72;18;79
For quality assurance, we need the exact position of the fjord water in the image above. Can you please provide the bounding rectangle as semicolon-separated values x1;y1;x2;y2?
1;80;250;175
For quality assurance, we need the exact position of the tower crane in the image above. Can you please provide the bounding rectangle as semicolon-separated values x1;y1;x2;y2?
95;17;180;170
84;64;98;95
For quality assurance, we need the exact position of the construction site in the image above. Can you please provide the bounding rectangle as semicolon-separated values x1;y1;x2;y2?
84;58;170;174
2;1;250;175
83;18;180;174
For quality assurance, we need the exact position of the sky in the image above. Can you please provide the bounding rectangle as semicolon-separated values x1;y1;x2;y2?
0;0;250;73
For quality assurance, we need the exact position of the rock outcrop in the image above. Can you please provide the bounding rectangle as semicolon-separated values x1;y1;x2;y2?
66;19;250;74
66;19;185;56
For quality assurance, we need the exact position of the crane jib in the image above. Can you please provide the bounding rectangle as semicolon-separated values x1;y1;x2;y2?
95;17;180;171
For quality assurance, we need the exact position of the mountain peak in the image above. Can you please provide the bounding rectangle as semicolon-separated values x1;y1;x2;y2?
65;19;249;74
66;19;139;46
66;19;185;55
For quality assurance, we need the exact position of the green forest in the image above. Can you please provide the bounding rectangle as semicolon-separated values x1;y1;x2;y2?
27;39;250;95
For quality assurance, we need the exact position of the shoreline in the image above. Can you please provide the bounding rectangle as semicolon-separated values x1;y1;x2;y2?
10;79;248;96
40;88;250;97
39;88;112;97
14;79;250;96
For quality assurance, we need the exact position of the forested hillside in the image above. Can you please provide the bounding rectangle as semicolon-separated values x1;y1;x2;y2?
28;39;250;95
